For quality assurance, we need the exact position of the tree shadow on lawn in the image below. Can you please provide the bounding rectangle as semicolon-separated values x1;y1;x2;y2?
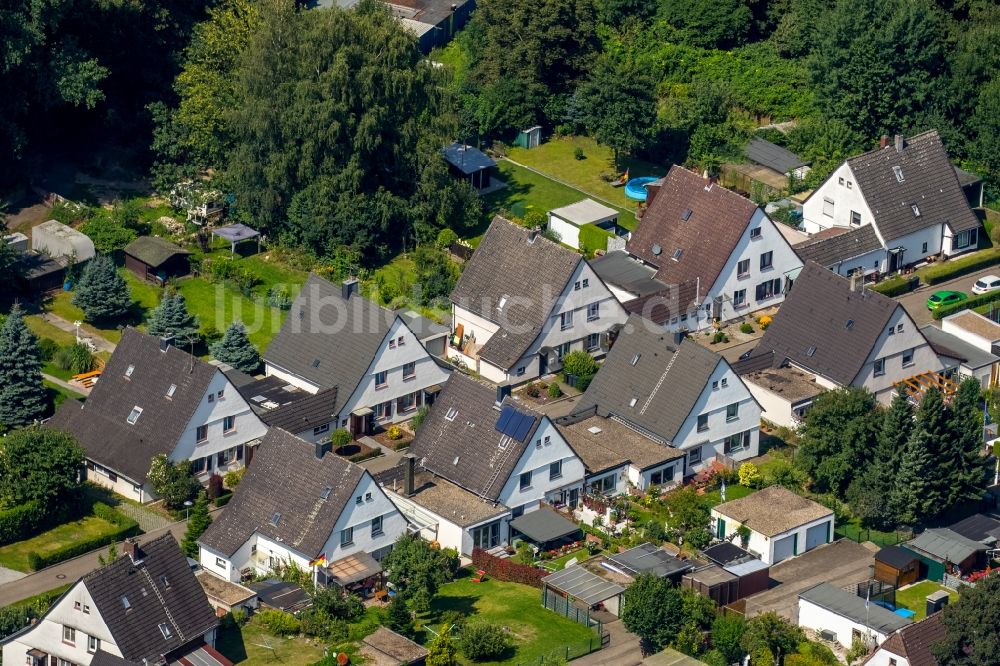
215;626;249;664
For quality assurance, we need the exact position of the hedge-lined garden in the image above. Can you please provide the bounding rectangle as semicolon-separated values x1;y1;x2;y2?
932;289;1000;320
920;248;1000;286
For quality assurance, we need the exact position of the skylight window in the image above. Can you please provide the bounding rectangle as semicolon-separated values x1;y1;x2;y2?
453;456;460;466
911;204;921;217
160;575;169;588
126;406;143;425
497;296;508;311
629;397;638;408
271;512;281;526
845;319;854;330
311;359;321;368
166;384;176;398
672;248;683;261
125;365;135;378
320;486;332;500
121;596;131;610
681;208;693;221
445;407;458;421
893;166;904;182
498;435;510;450
158;623;173;639
806;346;817;357
631;353;641;366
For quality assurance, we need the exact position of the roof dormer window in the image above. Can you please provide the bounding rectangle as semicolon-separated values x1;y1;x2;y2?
911;204;921;217
159;623;173;639
125;364;135;378
893;166;904;182
166;384;176;398
127;407;143;425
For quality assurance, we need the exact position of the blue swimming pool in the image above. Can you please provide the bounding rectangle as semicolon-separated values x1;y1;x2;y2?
624;176;658;201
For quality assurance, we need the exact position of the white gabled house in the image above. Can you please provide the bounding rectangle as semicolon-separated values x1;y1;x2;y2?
263;274;451;437
798;130;982;275
46;328;268;503
377;373;586;555
572;314;762;476
590;165;803;332
0;535;222;666
198;428;407;588
448;216;628;385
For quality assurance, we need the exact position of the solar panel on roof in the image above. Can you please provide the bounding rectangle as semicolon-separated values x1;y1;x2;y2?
495;405;516;433
512;413;534;441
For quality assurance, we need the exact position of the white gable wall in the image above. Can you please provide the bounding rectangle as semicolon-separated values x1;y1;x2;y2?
864;647;910;666
853;307;942;402
708;209;804;322
200;537;256;584
802;164;877;235
672;361;760;473
797;597;893;649
173;370;268;471
336;318;450;427
319;472;407;563
883;225;945;266
496;418;586;512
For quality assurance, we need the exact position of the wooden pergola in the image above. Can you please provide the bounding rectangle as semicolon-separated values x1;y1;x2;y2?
895;371;959;404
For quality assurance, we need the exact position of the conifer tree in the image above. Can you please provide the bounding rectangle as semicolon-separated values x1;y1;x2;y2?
850;388;914;529
146;291;200;344
914;387;953;512
948;378;989;506
72;255;132;322
892;428;936;525
210;322;260;373
0;305;48;429
181;492;212;558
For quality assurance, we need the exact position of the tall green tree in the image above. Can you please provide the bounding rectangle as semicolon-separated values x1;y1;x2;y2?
740;611;805;662
658;0;754;49
797;388;879;494
892;426;936;525
181;492;212;558
210;322;260;373
932;571;1000;665
146;291;200;345
0;305;48;429
848;388;912;528
72;255;131;322
913;387;953;511
948;378;989;506
0;428;84;510
620;574;684;653
382;534;459;612
427;628;459;666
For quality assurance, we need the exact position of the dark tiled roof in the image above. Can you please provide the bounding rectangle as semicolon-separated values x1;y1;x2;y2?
574;314;722;442
90;652;141;666
442;142;496;174
408;372;542;500
626;166;759;295
872;612;946;666
622;281;700;325
395;308;448;341
84;534;218;665
794;225;883;267
199;428;364;558
124;236;190;268
450;217;582;369
845;130;980;241
45;328;219;482
907;528;987;563
947;513;1000;542
589;251;668;298
875;545;919;569
257;387;338;433
264;274;394;390
745;138;809;174
745;262;900;386
920;326;998;370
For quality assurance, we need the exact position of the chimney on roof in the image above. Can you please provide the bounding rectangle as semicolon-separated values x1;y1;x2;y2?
315;440;332;460
403;453;416;497
496;383;512;406
528;227;540;243
880;135;889;149
122;539;141;564
342;278;359;300
894;134;905;153
672;330;686;345
159;336;173;352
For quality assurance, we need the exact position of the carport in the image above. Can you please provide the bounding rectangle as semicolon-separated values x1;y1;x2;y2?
510;506;581;550
542;566;625;617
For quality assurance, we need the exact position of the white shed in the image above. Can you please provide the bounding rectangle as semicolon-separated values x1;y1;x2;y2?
547;199;621;250
798;582;911;649
31;220;95;262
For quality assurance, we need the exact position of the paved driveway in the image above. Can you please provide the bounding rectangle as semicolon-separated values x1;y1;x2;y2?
896;266;1000;327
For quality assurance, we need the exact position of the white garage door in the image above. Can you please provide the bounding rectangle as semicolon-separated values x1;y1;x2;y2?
772;534;797;563
805;521;830;552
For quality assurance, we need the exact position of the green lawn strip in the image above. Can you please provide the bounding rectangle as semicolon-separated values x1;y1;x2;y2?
894;581;959;620
45;380;85;408
216;619;327;666
701;484;755;506
174;278;288;351
4;584;72;610
42;362;75;381
0;516;121;572
24;316;78;347
46;289;125;344
539;548;589;571
833;518;902;547
420;575;596;666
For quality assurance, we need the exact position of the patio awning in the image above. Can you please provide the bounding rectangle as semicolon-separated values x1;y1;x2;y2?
509;506;580;544
352;406;374;417
542;566;624;606
328;551;382;586
211;223;260;243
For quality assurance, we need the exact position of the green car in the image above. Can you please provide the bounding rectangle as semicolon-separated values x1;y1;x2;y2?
926;290;967;310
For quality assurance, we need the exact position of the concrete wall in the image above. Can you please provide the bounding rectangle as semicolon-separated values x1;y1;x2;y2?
547;215;583;250
742;380;799;429
797;598;891;649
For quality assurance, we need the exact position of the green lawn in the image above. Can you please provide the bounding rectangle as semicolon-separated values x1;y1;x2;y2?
421;574;597;665
539;548;589;571
216;619;327;666
42;362;75;381
895;581;960;620
0;516;121;572
702;484;755;506
24;316;78;347
834;518;905;548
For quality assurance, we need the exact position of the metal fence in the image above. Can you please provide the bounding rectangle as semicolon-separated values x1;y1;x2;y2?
511;635;605;666
542;587;602;634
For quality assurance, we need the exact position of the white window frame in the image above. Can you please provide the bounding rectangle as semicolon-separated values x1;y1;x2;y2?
402;361;416;381
560;310;574;331
587;302;600;322
737;258;750;278
733;289;746;308
823;198;834;217
874;358;886;377
341;526;354;547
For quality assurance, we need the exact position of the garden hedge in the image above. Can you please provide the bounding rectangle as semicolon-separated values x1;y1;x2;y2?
921;248;1000;286
932;289;1000;320
0;501;45;547
870;276;914;297
579;224;614;256
471;548;546;588
28;507;140;571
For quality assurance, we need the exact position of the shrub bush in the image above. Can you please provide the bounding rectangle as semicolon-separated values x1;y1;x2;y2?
548;383;562;399
738;462;762;488
471;548;545;588
739;322;754;334
387;425;403;440
460;622;512;661
224;467;245;489
525;383;542;398
922;248;1000;285
757;315;773;330
0;501;46;546
436;228;459;249
214;492;234;507
207;474;224;500
331;429;352;447
562;350;598;378
29;512;140;570
268;285;292;310
932;288;1000;320
257;609;301;636
38;338;60;361
870;276;913;297
574;147;585;160
26;553;43;572
53;344;94;374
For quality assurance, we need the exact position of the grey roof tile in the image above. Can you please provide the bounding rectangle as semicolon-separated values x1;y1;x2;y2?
846;130;980;241
794;225;883;267
83;534;218;665
589;251;669;298
871;612;946;666
799;582;911;635
257;387;338;433
264;274;394;390
198;428;364;558
46;328;219;482
745;138;809;174
574;314;722;442
124;236;190;268
450;217;582;369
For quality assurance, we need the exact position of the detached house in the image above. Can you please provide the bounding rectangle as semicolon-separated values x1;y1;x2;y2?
735;262;943;406
448;216;627;384
573;314;761;476
378;373;585;555
198;428;406;588
264;274;450;436
799;130;981;276
47;329;268;503
591;166;802;331
1;535;224;666
861;612;946;666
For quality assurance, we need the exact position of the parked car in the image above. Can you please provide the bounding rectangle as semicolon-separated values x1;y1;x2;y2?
926;290;968;310
972;275;1000;295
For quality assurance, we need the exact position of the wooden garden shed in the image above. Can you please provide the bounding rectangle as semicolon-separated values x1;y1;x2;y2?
124;236;191;283
874;545;920;588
